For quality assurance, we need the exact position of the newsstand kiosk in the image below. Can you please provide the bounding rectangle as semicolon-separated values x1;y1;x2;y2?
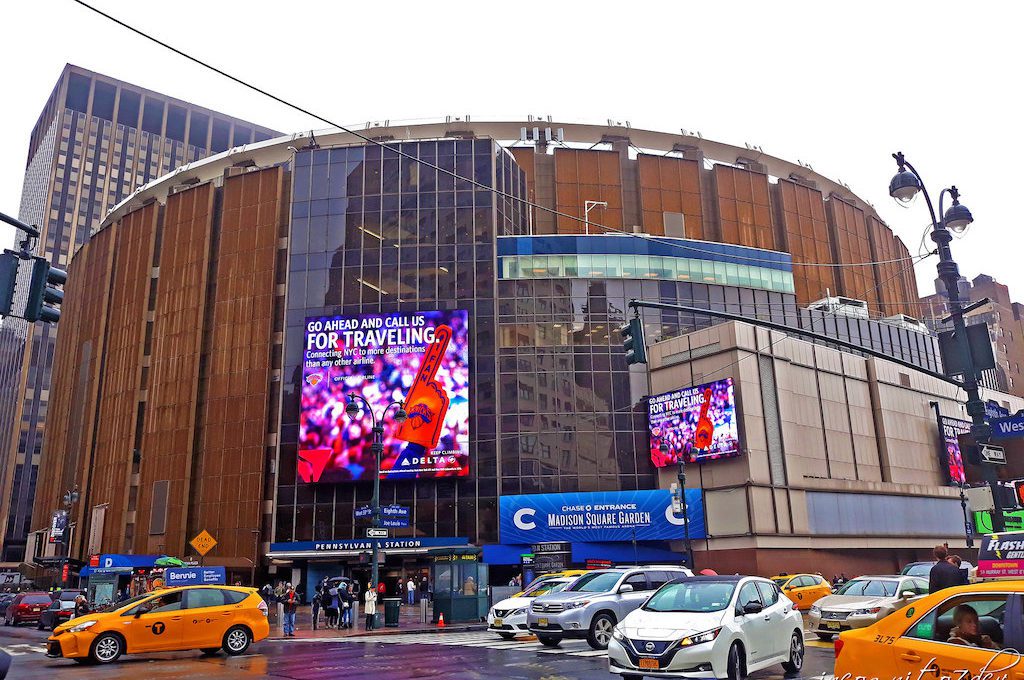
428;547;488;623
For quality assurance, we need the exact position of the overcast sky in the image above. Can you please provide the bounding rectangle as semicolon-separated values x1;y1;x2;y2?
2;1;1021;304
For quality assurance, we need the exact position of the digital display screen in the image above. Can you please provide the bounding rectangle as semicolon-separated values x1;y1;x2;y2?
648;377;740;466
940;416;969;485
298;310;469;482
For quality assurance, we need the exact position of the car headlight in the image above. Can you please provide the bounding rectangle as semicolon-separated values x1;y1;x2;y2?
567;600;590;609
809;605;821;615
68;620;98;633
612;626;625;641
679;627;721;647
852;607;882;616
510;608;525;616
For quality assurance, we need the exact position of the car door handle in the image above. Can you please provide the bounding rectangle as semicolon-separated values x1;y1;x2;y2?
900;652;922;663
171;616;182;621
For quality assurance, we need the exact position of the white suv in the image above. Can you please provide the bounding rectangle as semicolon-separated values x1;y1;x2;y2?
527;566;692;649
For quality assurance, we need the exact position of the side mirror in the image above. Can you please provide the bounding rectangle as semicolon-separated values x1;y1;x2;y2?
901;591;915;599
742;601;763;615
133;610;142;618
618;584;634;593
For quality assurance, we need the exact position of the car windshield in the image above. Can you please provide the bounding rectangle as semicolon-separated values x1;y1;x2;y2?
567;572;621;593
524;580;571;597
770;577;791;586
903;563;931;577
94;593;151;613
23;595;51;604
644;581;737;613
836;579;898;597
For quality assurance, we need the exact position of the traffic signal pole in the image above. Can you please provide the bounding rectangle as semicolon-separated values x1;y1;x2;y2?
0;211;66;324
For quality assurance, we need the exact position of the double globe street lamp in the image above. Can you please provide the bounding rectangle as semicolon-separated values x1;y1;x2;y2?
888;153;1003;530
344;395;407;602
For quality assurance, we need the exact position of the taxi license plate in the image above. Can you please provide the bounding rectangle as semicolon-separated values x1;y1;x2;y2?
639;658;660;670
826;621;842;630
493;618;503;627
538;618;548;627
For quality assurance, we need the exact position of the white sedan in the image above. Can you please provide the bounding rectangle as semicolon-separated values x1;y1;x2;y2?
487;577;575;639
608;575;803;679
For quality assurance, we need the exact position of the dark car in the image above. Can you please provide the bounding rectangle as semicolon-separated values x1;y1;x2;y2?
50;588;83;602
38;599;76;631
3;592;53;625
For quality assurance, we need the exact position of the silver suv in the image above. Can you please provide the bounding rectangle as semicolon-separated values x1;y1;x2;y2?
527;565;693;649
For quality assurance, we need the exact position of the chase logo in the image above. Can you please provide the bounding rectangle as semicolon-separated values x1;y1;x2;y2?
305;374;323;387
513;507;537;531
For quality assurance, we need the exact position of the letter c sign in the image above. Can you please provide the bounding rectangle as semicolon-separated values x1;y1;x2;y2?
513;508;536;531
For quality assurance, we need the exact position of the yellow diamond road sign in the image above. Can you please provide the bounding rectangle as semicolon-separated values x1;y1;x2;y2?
190;530;217;556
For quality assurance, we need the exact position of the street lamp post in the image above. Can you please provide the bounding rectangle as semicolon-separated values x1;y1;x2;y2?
60;487;79;588
344;395;407;605
889;153;1001;531
584;200;608;235
250;529;261;587
660;442;693;569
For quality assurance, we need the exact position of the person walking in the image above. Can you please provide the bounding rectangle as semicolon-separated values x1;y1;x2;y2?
396;579;404;606
311;581;323;630
281;584;299;637
325;585;340;628
419;576;429;602
364;584;378;631
929;544;963;594
339;584;354;629
407;576;416;605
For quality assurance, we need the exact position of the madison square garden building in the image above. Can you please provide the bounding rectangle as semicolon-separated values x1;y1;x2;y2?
30;119;1011;593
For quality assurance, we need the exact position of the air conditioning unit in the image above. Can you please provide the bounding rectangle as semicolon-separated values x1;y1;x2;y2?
808;296;869;320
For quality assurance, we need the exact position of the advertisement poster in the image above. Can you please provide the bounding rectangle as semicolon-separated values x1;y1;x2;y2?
648;377;740;466
49;510;68;544
499;490;706;545
298;310;469;483
977;530;1024;579
940;416;969;485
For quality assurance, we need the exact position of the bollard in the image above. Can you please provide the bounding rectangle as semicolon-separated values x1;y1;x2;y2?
352;602;359;629
420;597;428;624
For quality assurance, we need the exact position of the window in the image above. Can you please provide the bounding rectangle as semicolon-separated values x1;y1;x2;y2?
755;581;779;606
904;594;1009;648
663;212;685;238
737;582;762;609
647;571;674;590
836;578;899;597
624;572;650;591
222;590;248;605
124;591;183;615
185;589;225;609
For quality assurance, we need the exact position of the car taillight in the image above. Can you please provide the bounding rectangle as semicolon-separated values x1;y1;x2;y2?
834;638;844;658
258;600;268;617
17;604;30;610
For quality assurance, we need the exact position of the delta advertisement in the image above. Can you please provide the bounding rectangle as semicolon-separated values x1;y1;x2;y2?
298;310;469;483
499;490;706;545
940;416;970;485
648;377;741;466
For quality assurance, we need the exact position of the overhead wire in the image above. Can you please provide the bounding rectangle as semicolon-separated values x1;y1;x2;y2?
72;0;923;272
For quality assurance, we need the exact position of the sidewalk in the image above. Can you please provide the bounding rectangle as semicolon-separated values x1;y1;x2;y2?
268;603;486;640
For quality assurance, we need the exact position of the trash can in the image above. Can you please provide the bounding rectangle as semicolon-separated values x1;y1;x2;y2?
383;598;401;627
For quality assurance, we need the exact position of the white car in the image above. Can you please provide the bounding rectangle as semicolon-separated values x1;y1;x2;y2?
607;575;803;679
487;577;575;639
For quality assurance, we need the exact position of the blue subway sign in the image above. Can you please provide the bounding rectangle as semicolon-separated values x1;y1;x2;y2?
499;490;705;545
164;566;227;586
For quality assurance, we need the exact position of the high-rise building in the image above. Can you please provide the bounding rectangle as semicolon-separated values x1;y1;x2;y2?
0;64;278;564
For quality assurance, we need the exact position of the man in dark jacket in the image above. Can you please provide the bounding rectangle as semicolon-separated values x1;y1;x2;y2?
281;584;299;637
929;544;963;593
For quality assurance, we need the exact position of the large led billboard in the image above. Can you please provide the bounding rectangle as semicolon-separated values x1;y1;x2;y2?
298;310;469;483
940;416;969;485
648;377;740;466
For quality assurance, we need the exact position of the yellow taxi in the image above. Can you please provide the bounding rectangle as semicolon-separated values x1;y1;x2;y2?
46;585;269;664
515;570;588;597
835;581;1024;677
769;573;833;610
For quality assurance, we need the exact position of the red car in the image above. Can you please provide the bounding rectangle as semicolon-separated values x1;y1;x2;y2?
4;592;53;625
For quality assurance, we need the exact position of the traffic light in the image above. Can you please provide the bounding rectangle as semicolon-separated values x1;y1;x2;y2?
618;316;647;365
24;256;66;323
0;251;17;316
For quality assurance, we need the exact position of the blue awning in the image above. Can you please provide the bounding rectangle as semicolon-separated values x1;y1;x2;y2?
482;544;532;565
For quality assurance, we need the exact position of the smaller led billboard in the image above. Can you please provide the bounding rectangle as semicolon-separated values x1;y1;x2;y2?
940;416;969;485
648;377;740;466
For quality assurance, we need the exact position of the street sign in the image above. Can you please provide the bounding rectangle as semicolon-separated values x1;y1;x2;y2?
980;444;1007;465
189;529;218;556
381;517;410;528
991;413;1024;440
354;505;373;519
382;505;410;518
366;528;389;538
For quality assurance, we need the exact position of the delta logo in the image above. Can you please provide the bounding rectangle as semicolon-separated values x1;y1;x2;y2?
305;373;323;387
401;455;458;466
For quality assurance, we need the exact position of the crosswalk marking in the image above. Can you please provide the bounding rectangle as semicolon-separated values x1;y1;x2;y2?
1;643;44;656
316;630;607;658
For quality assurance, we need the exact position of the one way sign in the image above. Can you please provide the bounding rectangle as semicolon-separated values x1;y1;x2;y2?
980;444;1006;465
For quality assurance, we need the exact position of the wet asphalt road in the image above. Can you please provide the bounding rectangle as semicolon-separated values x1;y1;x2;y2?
0;626;835;679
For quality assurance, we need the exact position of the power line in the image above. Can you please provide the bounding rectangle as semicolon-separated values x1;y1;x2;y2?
72;0;925;273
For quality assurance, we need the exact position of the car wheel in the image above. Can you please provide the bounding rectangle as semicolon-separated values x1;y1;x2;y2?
781;631;804;673
727;642;746;680
497;632;515;640
536;634;561;647
90;632;123;664
622;675;644;680
200;648;221;657
223;625;252;655
815;632;834;641
37;620;45;631
586;612;616;650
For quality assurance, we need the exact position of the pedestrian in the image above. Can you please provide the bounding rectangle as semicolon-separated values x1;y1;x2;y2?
326;585;340;628
281;583;299;637
311;582;322;630
340;584;354;629
463;576;477;595
948;555;969;585
407;576;416;605
73;594;89;619
396;579;404;605
419;576;429;602
929;544;962;594
364;584;378;630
